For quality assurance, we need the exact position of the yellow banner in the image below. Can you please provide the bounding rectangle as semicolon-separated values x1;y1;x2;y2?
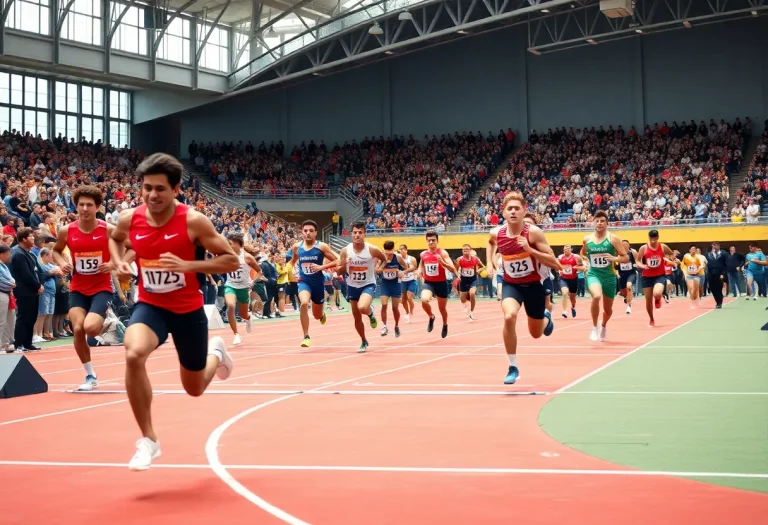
366;224;768;251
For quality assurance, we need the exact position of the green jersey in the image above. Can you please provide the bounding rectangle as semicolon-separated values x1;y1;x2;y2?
585;236;616;277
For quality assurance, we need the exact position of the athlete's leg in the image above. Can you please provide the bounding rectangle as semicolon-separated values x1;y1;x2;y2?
587;280;603;327
298;290;312;337
436;296;448;329
311;302;325;320
391;297;401;329
380;294;390;330
124;323;161;443
500;290;523;384
601;293;614;327
643;286;654;322
224;292;238;335
350;300;365;340
560;285;570;317
69;307;91;364
469;286;477;314
421;288;434;318
625;282;633;308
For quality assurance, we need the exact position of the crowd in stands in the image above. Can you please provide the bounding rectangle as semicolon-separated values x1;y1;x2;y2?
733;120;768;223
462;118;752;231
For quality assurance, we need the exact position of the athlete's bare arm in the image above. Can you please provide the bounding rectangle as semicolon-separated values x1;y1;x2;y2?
524;227;562;270
574;254;587;272
52;225;72;273
369;245;388;265
486;228;499;274
336;246;349;275
580;235;590;258
244;252;262;275
100;223;118;273
315;242;340;272
403;256;417;274
395;254;408;269
109;209;136;279
438;249;459;275
289;242;301;268
157;211;239;274
635;245;648;270
661;244;677;264
609;234;629;263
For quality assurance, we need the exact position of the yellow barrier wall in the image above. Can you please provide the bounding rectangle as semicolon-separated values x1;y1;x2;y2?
366;224;768;251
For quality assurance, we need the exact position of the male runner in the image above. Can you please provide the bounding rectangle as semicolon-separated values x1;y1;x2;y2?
635;229;676;326
418;230;458;338
455;244;485;320
681;245;702;308
580;210;628;342
487;192;556;385
109;153;239;471
378;240;408;337
223;232;262;345
524;214;555;314
337;223;386;352
288;220;339;348
616;240;638;315
52;185;115;392
557;244;586;319
398;244;418;322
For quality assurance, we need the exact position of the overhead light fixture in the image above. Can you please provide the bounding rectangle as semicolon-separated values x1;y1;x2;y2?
683;20;691;28
457;30;469;34
369;22;383;35
635;28;643;33
541;8;549;13
586;38;597;44
264;27;278;39
312;72;321;76
398;11;412;21
751;10;758;16
384;50;394;55
527;48;541;55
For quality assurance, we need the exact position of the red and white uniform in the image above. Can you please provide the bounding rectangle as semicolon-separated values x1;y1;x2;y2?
664;260;674;277
557;253;578;281
130;203;203;314
420;250;447;282
458;255;480;280
641;243;666;278
496;223;540;284
68;220;112;296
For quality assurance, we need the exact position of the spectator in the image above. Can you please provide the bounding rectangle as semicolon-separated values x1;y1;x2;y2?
0;244;16;352
10;227;42;352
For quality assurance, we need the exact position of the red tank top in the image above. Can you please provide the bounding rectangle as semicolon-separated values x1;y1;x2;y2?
68;220;112;295
130;203;203;314
458;256;479;279
420;250;446;282
558;253;578;280
641;243;666;277
664;261;673;275
497;223;540;284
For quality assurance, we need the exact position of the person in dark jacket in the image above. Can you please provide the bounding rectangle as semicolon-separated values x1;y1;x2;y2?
724;245;745;297
9;228;43;351
705;242;728;309
260;253;278;318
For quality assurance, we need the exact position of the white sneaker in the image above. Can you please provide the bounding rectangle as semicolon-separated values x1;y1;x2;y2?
405;314;411;324
209;336;233;380
626;305;631;314
78;375;98;391
599;326;607;342
32;336;44;343
128;437;161;471
380;326;388;337
589;327;599;341
245;317;253;334
469;312;475;320
232;333;242;346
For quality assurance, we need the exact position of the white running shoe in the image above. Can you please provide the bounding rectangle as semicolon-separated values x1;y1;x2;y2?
589;327;599;341
232;333;242;346
599;326;607;342
128;437;161;471
405;314;411;324
210;336;233;380
245;317;253;334
78;375;98;391
381;326;388;337
626;305;631;314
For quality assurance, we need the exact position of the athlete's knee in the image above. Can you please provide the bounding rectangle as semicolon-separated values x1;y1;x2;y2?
504;311;518;324
83;319;102;338
125;345;151;368
180;376;206;397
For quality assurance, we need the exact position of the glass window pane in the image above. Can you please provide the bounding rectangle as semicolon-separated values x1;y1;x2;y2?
55;113;65;137
82;86;92;115
120;122;129;147
67;114;77;139
67;83;78;112
36;79;48;109
24;76;36;106
110;90;119;118
119;92;128;119
82;117;92;141
0;106;9;133
55;81;66;111
0;73;8;105
23;109;35;135
11;108;22;132
93;88;103;116
109;120;118;146
11;74;23;105
37;110;47;138
93;117;103;143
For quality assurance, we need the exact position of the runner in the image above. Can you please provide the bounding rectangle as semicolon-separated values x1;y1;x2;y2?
455;244;485;320
580;210;629;342
556;244;586;319
287;220;339;348
337;222;386;352
418;231;458;338
681;244;702;308
223;232;262;345
108;153;239;471
398;244;418;323
52;185;114;392
377;240;408;337
635;229;676;326
616;240;638;315
487;191;557;385
524;214;555;314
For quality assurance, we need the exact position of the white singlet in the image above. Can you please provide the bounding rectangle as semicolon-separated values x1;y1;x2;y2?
400;255;417;282
227;250;252;289
346;243;377;288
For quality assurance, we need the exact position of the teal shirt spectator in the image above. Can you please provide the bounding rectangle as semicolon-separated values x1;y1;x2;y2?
746;252;766;273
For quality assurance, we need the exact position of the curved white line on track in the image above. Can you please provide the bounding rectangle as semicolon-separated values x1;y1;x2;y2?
206;317;593;524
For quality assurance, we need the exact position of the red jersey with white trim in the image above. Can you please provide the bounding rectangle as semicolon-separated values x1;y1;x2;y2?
641;242;666;278
497;223;540;284
664;260;673;276
457;255;480;280
558;253;578;280
130;203;203;314
420;250;447;282
68;220;112;295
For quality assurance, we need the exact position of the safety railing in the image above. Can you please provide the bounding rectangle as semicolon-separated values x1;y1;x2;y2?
222;187;333;199
360;216;768;236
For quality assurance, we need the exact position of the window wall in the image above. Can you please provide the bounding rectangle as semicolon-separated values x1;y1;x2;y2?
0;71;130;147
61;0;103;46
6;0;50;35
158;17;192;64
198;23;229;72
111;2;148;55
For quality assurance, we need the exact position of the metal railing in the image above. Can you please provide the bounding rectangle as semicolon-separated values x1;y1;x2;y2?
222;187;333;199
359;216;768;236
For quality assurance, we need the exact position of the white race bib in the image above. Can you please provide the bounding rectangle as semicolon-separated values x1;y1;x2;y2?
687;264;698;274
75;251;103;275
502;253;534;279
424;263;439;277
460;267;475;278
140;259;186;293
301;263;316;275
589;253;611;268
619;262;632;271
561;265;574;276
647;256;662;268
349;265;369;283
228;269;244;281
383;269;398;280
